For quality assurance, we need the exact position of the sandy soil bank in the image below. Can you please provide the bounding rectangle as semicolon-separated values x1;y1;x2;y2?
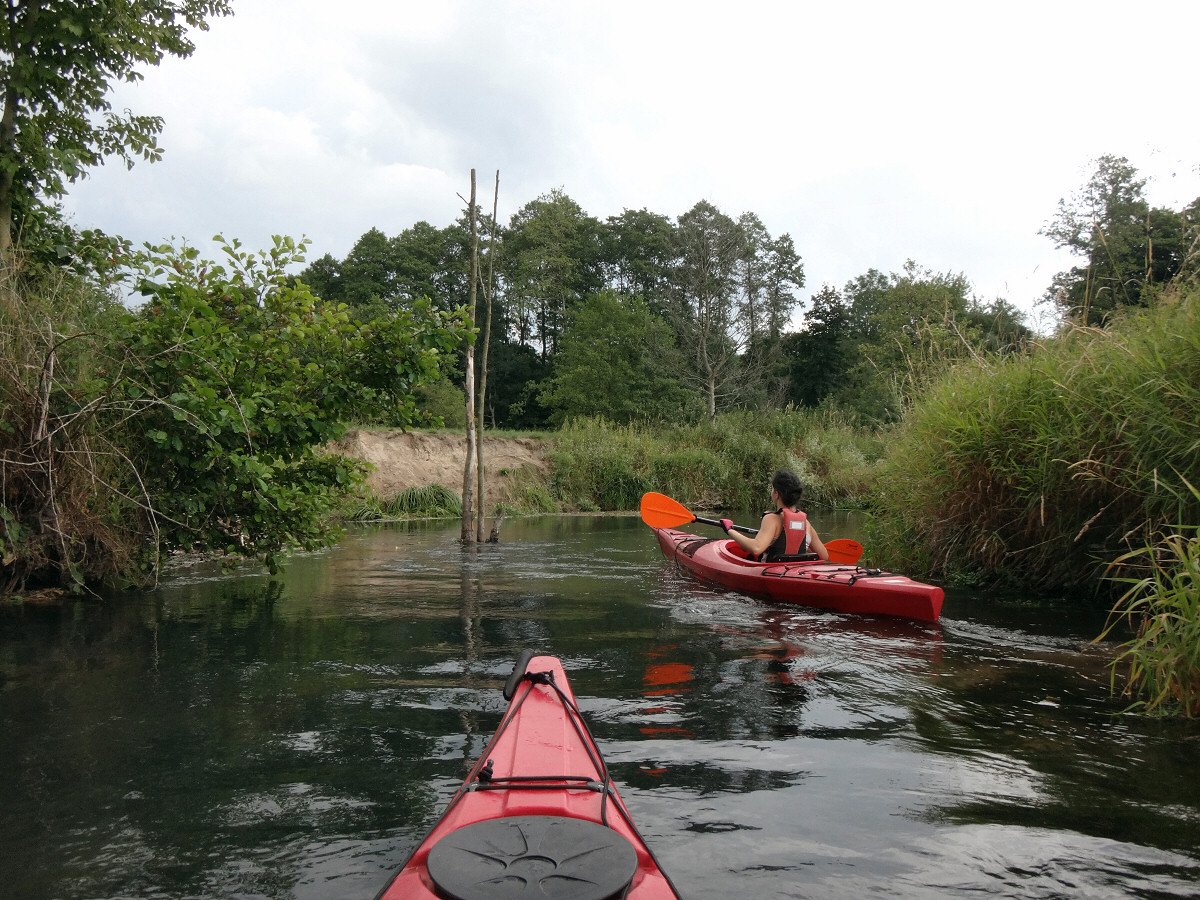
327;429;549;510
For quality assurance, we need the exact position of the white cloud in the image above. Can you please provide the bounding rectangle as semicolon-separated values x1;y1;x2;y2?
60;0;1200;321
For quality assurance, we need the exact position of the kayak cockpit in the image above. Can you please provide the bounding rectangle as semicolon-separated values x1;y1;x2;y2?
426;814;638;900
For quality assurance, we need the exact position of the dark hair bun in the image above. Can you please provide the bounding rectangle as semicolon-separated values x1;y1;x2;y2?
771;469;804;507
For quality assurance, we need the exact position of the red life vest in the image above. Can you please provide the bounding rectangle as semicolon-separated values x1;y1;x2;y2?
763;508;809;561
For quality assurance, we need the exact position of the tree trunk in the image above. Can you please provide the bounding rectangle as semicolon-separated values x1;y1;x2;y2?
475;170;499;542
0;79;21;287
459;170;479;543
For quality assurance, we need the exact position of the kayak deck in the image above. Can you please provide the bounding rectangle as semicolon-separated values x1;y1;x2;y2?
376;652;681;900
654;527;944;623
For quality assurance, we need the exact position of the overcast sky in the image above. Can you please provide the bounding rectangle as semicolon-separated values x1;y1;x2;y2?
61;0;1200;329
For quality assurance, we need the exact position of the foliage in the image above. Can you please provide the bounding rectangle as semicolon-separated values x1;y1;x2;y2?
1041;155;1200;325
785;264;1033;424
477;339;550;429
598;207;676;314
299;220;474;316
0;0;233;256
1099;503;1200;718
110;235;471;570
869;285;1200;592
501;189;604;359
538;290;699;425
667;201;749;417
415;378;467;429
310;198;1048;432
0;259;143;593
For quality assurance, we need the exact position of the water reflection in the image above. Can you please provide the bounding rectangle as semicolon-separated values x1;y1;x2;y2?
1;516;1198;900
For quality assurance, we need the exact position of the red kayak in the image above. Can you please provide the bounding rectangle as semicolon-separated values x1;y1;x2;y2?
376;651;682;900
653;527;944;623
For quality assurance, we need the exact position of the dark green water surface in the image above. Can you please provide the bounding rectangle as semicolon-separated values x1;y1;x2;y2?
2;514;1198;899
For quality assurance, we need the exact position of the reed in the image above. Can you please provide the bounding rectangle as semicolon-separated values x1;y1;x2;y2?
1099;506;1200;717
870;287;1200;592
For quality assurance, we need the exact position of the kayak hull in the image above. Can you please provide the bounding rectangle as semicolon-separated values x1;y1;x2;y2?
376;653;680;900
653;527;944;623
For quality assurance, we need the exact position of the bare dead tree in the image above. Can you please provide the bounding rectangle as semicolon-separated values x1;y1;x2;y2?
459;170;480;543
475;170;500;542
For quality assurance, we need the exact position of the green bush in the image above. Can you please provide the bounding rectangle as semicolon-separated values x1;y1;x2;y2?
415;378;467;428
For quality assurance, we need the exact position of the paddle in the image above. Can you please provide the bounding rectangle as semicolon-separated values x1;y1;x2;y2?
640;491;757;534
639;491;865;564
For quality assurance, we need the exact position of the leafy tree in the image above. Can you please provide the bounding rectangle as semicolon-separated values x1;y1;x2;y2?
538;290;696;424
478;339;549;429
840;262;975;421
667;202;804;416
599;207;677;313
115;236;471;569
735;213;804;406
501;189;603;358
1042;155;1199;324
760;231;805;339
338;226;397;307
0;0;233;262
668;200;745;416
298;221;475;317
785;264;1016;423
960;296;1034;354
783;284;852;408
392;218;473;314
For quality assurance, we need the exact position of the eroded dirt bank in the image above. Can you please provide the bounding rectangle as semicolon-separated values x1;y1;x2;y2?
328;429;549;510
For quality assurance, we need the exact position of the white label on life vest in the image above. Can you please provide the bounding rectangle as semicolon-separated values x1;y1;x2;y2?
789;521;805;531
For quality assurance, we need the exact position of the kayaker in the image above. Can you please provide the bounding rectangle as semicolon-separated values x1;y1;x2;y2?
720;468;830;562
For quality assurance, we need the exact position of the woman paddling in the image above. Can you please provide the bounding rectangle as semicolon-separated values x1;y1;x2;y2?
721;468;830;562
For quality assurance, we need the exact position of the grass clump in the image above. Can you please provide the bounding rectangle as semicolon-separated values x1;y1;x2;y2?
346;484;462;521
1099;496;1200;717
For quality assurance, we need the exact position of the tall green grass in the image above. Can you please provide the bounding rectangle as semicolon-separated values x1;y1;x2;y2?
548;408;886;513
869;288;1200;592
1099;513;1200;717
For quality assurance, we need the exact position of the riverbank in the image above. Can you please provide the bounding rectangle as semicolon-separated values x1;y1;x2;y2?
327;428;551;512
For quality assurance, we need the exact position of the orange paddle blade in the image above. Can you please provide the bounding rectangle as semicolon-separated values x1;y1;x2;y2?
826;538;864;565
639;492;697;529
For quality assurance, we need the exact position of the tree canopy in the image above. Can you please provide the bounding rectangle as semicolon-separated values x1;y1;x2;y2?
0;0;233;261
304;191;1045;427
1041;155;1200;324
538;290;696;424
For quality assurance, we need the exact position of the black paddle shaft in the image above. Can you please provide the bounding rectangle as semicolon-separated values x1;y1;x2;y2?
693;514;757;536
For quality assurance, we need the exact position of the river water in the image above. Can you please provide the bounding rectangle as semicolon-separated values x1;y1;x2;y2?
2;514;1198;899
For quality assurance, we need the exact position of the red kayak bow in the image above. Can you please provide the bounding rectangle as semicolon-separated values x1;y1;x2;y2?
376;651;682;900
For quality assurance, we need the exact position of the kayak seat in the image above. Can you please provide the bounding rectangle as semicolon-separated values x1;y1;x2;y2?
426;814;638;900
769;552;820;563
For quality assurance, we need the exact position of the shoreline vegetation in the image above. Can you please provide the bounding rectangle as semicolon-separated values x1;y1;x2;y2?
1;164;1196;720
3;277;1198;718
0;3;1195;718
344;286;1200;715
